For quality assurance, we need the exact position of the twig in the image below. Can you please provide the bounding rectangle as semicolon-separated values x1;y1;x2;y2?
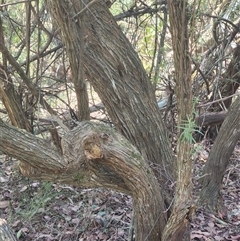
206;213;229;226
191;57;210;95
72;0;100;19
198;92;240;108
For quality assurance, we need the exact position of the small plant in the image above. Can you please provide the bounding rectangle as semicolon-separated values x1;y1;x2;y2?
17;181;58;220
179;116;199;144
179;98;203;144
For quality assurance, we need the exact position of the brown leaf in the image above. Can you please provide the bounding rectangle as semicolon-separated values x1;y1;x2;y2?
231;235;240;240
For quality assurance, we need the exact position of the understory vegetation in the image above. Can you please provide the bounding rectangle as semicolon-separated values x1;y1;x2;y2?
0;0;239;240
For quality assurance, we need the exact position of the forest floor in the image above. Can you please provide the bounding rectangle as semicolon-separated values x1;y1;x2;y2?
0;141;239;241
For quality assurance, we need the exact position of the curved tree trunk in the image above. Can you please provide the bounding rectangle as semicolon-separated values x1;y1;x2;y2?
46;0;175;186
0;118;166;240
199;96;240;210
0;219;17;241
45;3;176;237
1;1;238;240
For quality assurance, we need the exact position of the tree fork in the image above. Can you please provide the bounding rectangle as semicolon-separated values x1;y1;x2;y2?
46;0;175;186
0;119;167;240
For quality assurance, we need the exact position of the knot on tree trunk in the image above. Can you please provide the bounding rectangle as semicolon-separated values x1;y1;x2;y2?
83;134;104;159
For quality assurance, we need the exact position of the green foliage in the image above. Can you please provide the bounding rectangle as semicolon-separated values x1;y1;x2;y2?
75;173;84;182
110;0;134;15
179;116;198;144
179;98;203;144
17;181;58;220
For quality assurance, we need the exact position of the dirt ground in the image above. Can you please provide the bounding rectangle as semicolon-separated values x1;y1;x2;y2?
0;142;239;241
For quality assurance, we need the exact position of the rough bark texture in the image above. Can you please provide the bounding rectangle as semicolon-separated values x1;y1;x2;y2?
49;1;90;121
0;219;17;241
162;1;193;240
0;17;31;132
195;111;227;127
199;96;240;210
0;119;167;240
0;71;31;132
46;0;175;186
0;42;57;118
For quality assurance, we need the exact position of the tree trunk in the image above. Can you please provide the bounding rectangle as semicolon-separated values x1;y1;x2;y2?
0;17;31;132
0;118;167;240
48;1;90;121
0;71;32;132
162;1;193;240
199;96;240;211
46;0;175;186
195;111;227;127
0;219;17;241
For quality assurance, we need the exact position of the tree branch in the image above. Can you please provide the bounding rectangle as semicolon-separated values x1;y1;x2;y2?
0;118;167;239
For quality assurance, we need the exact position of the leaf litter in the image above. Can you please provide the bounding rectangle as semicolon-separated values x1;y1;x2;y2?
0;142;239;240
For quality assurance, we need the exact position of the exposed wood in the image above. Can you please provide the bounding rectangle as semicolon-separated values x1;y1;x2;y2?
0;119;166;240
46;0;175;198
